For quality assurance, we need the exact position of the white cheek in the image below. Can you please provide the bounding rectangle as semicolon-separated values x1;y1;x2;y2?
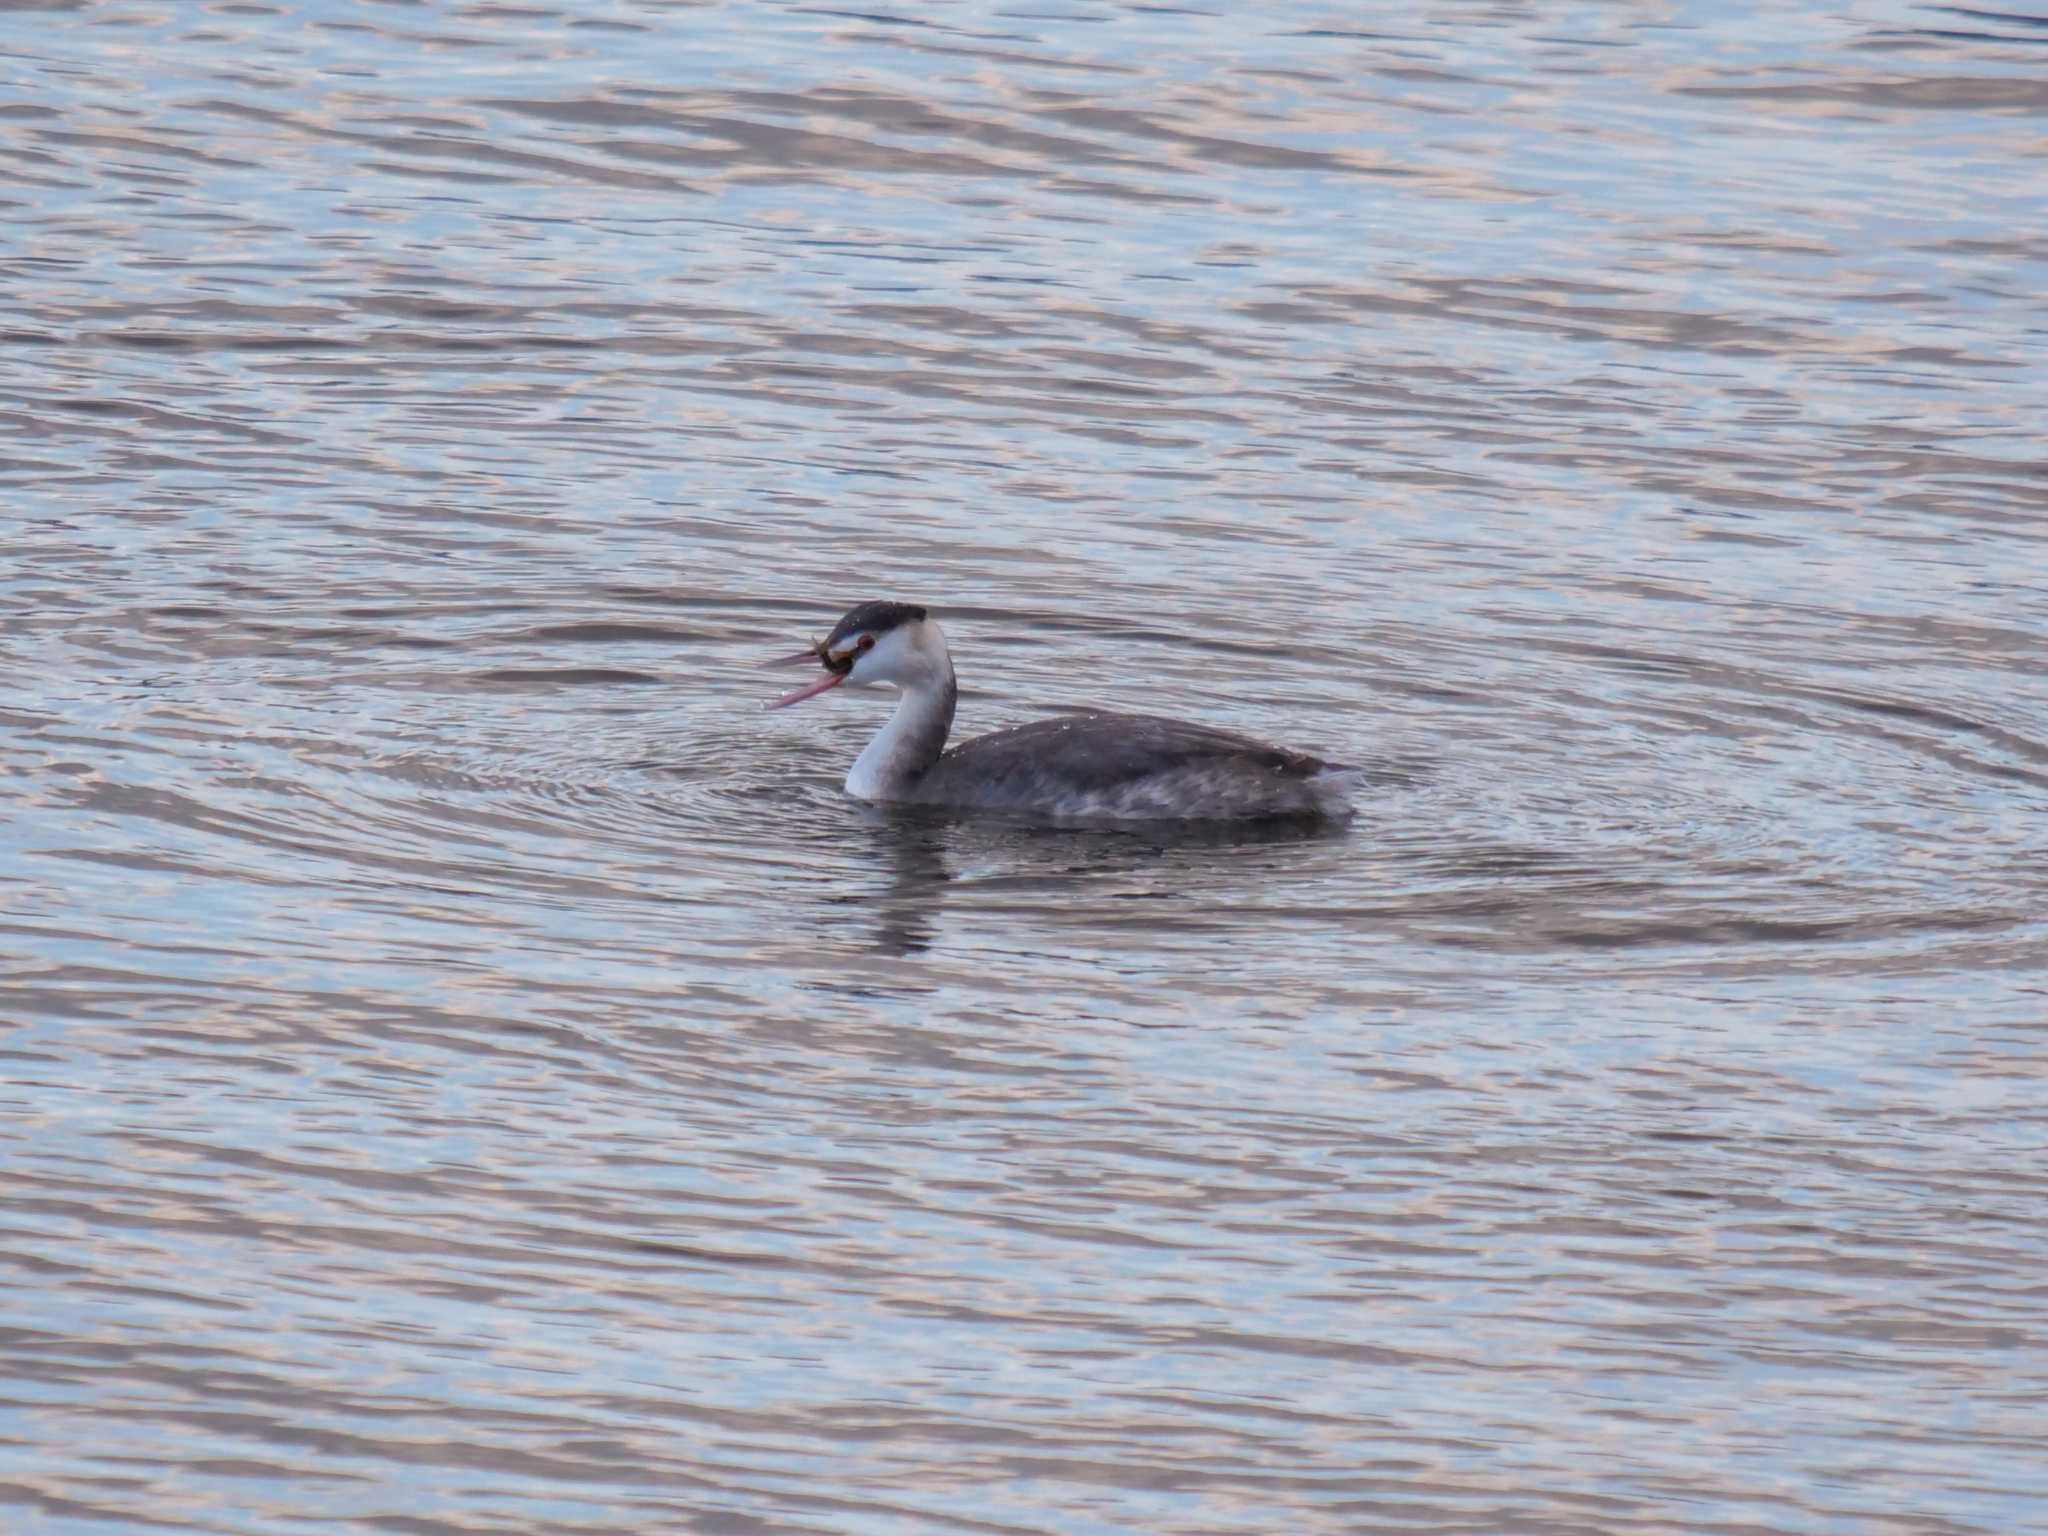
852;635;902;683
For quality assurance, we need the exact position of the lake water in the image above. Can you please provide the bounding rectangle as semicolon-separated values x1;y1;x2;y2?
3;2;2046;1533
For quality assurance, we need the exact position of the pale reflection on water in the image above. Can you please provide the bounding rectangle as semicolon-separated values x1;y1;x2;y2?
3;1;2047;1533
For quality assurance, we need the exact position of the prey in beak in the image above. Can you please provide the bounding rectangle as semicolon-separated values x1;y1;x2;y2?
765;602;905;709
764;635;853;709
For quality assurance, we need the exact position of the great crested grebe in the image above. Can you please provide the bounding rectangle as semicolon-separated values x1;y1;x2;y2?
767;600;1357;821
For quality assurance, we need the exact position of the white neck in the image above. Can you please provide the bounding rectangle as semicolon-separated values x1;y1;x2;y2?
844;624;958;801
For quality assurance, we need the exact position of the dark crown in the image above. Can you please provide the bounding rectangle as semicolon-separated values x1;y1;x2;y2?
824;600;927;650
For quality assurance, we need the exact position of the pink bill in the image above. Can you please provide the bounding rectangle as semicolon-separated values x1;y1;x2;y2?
766;668;845;709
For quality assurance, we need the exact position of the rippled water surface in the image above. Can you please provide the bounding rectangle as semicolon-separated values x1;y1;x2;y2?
5;2;2047;1532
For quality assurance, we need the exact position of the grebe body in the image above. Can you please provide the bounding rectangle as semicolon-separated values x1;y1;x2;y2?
768;601;1357;822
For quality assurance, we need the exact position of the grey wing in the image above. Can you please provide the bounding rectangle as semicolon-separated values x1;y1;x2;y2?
928;712;1334;796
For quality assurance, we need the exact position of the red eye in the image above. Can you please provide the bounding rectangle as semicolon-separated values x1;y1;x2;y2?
857;635;875;652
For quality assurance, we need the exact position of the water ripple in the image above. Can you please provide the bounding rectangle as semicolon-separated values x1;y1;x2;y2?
3;2;2046;1534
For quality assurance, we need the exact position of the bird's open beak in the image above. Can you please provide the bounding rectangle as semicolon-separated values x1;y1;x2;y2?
764;645;847;709
767;669;845;709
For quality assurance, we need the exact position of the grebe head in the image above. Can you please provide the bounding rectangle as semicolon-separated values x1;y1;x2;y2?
766;600;944;708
